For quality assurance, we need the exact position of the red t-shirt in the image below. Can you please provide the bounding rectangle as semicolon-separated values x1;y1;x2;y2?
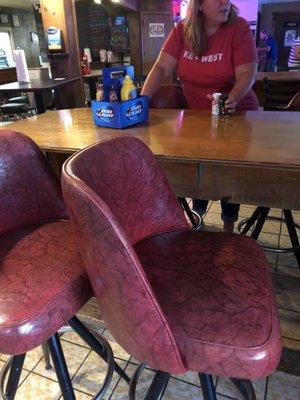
162;17;259;111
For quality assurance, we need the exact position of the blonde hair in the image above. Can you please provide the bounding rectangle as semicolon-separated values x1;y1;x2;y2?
183;0;238;57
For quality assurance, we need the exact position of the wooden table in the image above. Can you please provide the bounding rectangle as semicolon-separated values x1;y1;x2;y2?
0;77;80;114
3;108;300;210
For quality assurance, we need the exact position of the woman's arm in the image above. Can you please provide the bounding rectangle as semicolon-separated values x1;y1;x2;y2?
226;62;258;113
141;52;178;98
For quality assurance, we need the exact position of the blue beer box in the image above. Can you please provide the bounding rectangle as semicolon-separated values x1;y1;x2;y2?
91;65;149;129
92;96;149;129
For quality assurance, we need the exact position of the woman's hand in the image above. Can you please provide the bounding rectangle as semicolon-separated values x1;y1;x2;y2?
207;94;237;114
225;97;237;114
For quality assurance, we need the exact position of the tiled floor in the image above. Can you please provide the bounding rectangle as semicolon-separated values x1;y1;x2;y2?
1;202;299;399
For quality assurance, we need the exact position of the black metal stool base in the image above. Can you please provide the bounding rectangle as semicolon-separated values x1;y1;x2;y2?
129;364;170;400
0;354;25;400
178;197;203;230
238;207;300;268
129;364;256;400
230;378;256;400
0;317;129;400
199;374;217;400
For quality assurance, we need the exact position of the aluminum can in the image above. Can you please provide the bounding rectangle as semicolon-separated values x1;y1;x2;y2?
211;92;222;115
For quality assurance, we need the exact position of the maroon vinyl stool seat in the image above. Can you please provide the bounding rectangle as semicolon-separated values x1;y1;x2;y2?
150;84;202;230
62;137;282;400
0;131;129;400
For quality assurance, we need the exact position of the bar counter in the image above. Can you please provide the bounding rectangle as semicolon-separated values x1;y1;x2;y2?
5;108;300;210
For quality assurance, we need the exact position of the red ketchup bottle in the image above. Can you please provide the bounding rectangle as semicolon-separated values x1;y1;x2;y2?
81;54;91;76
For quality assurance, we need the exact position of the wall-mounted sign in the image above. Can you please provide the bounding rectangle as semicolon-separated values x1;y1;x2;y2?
149;23;165;38
284;30;296;47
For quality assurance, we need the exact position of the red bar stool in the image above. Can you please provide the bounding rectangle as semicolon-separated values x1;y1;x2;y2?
0;130;129;399
62;136;282;400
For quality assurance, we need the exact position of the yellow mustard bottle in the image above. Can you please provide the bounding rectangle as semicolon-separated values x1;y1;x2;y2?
121;75;137;101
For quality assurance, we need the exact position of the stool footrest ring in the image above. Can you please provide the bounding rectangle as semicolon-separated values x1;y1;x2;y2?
238;216;300;254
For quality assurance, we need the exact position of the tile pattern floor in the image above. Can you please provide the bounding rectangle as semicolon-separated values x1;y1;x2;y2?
0;202;299;399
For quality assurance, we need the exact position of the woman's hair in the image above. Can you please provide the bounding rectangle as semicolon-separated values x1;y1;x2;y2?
183;0;239;57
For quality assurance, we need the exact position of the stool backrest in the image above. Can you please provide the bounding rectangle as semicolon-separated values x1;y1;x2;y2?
0;130;66;236
62;137;187;374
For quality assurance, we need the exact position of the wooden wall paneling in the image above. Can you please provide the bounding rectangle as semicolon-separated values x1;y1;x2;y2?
128;12;142;77
117;0;138;12
141;11;173;75
0;6;40;68
139;0;173;75
33;7;47;61
140;0;172;13
40;0;84;108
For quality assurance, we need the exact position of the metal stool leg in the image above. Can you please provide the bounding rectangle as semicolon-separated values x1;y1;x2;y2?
178;197;197;226
68;316;130;383
198;374;217;400
178;197;203;230
0;354;25;400
47;333;76;400
230;378;256;400
129;364;169;400
239;207;263;235
250;207;270;240
144;371;170;400
42;343;52;370
129;364;146;400
283;210;300;268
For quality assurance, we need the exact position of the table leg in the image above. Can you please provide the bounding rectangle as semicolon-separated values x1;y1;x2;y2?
34;91;45;114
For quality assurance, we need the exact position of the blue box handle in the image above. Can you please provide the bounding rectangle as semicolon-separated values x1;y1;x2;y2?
102;66;134;101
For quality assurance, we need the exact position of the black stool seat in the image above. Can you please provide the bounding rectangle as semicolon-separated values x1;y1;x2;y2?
7;96;28;104
0;103;29;114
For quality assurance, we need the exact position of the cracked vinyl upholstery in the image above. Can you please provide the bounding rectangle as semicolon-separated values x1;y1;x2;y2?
62;136;281;378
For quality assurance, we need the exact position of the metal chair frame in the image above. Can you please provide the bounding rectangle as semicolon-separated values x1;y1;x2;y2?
238;207;300;268
129;363;256;400
0;316;130;400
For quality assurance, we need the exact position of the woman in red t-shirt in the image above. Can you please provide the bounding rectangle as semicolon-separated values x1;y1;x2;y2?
141;0;258;232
